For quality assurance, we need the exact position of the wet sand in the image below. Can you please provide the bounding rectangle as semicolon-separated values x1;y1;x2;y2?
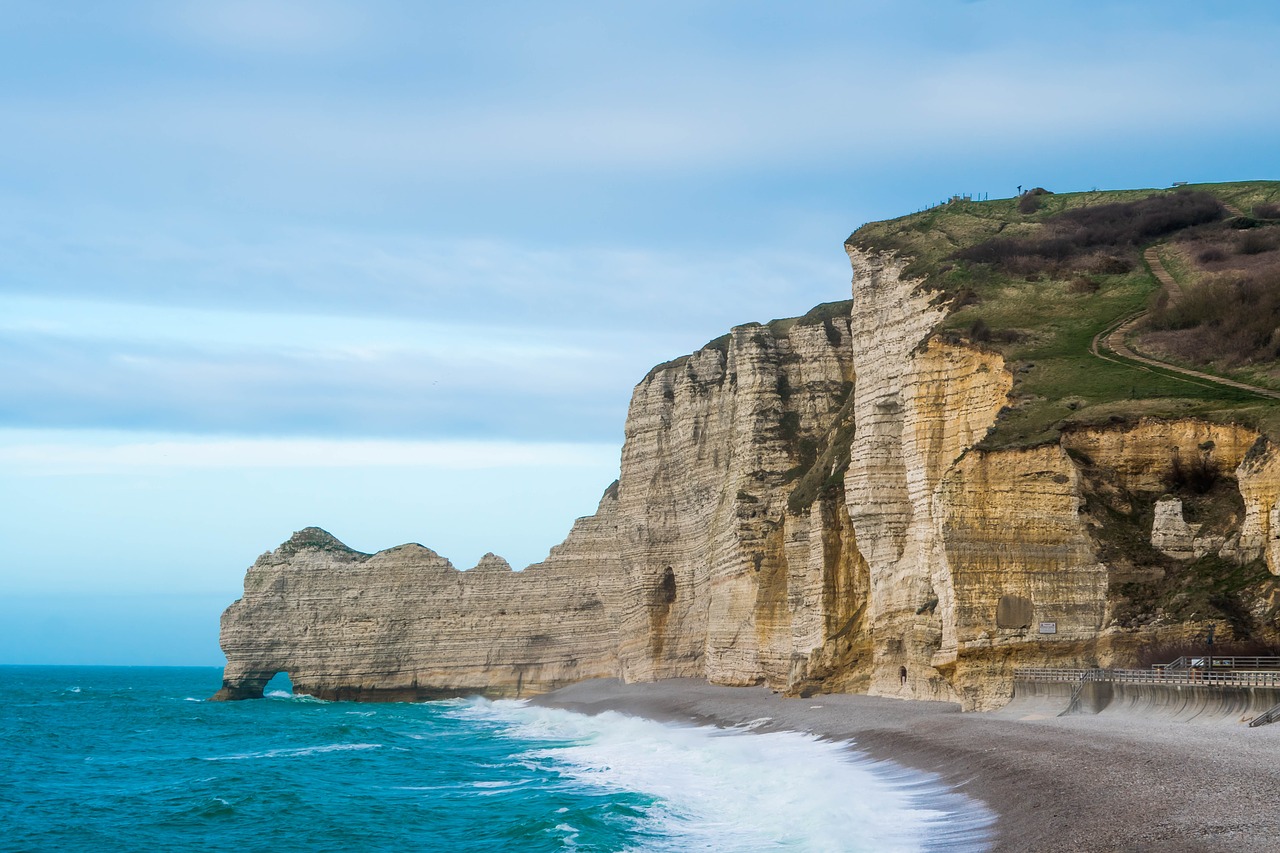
531;678;1280;852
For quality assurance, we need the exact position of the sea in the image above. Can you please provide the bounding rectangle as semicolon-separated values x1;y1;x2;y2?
0;666;993;852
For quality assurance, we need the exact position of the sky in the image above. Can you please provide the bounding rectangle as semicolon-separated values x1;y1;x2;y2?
2;0;1278;665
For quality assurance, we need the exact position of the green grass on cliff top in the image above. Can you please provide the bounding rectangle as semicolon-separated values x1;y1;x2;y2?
848;181;1280;449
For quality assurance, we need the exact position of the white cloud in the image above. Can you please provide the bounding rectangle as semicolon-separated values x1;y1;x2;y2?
0;431;619;475
0;224;846;337
0;293;598;361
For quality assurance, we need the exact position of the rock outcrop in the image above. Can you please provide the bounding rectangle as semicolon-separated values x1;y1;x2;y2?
213;521;624;701
215;241;1280;710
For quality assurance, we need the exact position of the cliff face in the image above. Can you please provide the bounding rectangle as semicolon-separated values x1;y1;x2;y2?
216;314;868;701
213;519;624;701
612;318;862;689
215;246;1280;710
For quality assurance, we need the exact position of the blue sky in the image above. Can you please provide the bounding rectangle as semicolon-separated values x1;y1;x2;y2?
2;0;1278;665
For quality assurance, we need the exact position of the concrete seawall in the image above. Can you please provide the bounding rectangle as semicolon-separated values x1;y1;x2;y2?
1000;679;1280;724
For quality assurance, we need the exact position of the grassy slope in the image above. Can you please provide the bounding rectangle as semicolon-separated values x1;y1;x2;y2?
849;181;1280;449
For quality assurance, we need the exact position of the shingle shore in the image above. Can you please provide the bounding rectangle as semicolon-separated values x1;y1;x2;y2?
533;677;1280;852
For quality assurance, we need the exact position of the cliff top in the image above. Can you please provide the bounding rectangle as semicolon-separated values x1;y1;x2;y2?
848;180;1280;449
278;527;366;556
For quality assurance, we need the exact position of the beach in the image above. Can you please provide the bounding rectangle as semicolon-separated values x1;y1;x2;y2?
533;678;1280;852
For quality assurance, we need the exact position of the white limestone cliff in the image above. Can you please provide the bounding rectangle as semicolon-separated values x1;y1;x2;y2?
214;245;1280;710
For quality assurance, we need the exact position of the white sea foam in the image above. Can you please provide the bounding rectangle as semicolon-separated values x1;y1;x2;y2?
204;743;382;761
471;779;529;789
448;699;994;853
263;689;325;703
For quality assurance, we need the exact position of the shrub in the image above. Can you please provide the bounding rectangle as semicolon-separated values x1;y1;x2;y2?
1197;247;1226;263
1069;276;1100;294
954;191;1225;272
951;286;980;309
1253;202;1280;219
1088;255;1133;275
1018;193;1041;214
1051;191;1224;247
1148;268;1280;365
1237;229;1279;255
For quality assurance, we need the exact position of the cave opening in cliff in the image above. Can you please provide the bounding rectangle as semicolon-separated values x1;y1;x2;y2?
660;567;677;604
263;671;293;698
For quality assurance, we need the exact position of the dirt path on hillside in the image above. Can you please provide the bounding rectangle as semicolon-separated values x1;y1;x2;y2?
1088;246;1280;401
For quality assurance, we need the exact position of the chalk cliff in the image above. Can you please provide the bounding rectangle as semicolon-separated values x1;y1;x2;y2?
215;241;1280;710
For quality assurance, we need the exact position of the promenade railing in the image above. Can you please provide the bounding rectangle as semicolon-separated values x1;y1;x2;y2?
1153;656;1280;672
1016;667;1280;688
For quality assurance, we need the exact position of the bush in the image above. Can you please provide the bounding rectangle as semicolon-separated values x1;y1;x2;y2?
1237;229;1279;255
1148;268;1280;365
1088;255;1133;275
1197;247;1227;263
954;191;1225;272
1069;276;1100;294
1052;191;1225;247
1018;193;1041;214
1254;202;1280;219
951;286;980;309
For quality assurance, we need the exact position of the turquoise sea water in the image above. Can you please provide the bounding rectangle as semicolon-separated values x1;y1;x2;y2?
1;667;991;852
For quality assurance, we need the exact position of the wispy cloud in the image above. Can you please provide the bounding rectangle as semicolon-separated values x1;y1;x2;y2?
0;222;846;334
4;7;1276;184
0;430;618;475
0;326;635;440
0;231;849;440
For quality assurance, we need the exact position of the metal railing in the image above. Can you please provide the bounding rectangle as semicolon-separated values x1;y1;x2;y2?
1154;656;1280;672
1249;702;1280;728
1015;667;1280;688
1012;667;1096;682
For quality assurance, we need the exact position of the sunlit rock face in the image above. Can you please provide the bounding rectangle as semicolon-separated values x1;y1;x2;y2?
215;246;1280;710
213;518;625;702
216;313;864;701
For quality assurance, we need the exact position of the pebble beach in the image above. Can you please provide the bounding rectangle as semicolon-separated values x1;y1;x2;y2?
534;678;1280;852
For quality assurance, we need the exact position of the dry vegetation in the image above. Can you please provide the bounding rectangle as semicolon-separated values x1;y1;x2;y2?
954;190;1223;276
1141;217;1280;381
848;181;1280;448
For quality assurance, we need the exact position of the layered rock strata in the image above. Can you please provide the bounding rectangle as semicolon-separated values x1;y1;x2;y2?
216;313;869;701
215;244;1280;710
213;518;624;701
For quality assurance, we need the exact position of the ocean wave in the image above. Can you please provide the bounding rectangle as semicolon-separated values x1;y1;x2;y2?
262;690;326;703
203;743;382;762
454;699;994;853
